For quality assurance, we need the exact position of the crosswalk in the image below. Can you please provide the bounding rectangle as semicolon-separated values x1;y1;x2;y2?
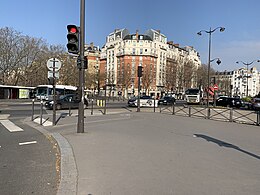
0;117;38;148
0;115;52;134
33;117;52;126
0;120;24;132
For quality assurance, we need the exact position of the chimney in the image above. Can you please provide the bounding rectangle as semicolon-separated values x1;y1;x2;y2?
136;30;139;41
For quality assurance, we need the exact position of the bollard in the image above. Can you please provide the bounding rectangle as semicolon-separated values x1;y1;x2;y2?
91;99;94;115
153;98;156;113
40;100;43;125
69;98;72;116
104;98;107;115
229;108;233;122
31;99;35;121
257;111;260;126
172;104;175;115
189;106;191;117
207;108;210;119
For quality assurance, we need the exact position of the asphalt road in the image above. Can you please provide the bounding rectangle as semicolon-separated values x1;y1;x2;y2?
0;100;59;195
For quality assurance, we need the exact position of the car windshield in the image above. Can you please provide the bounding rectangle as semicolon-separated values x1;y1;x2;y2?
140;96;152;99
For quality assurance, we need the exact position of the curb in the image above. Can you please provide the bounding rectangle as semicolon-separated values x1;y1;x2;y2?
24;118;77;195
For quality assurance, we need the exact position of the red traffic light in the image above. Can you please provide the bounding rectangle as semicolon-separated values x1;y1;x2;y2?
67;25;79;34
67;24;79;54
69;27;77;33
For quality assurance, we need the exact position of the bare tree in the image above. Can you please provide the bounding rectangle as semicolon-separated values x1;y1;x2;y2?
142;63;155;94
117;63;132;97
0;27;28;84
165;58;178;92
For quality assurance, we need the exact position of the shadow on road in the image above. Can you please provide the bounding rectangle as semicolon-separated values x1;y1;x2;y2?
194;134;260;160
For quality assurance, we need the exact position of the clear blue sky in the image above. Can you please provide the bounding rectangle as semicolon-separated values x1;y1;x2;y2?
1;0;260;71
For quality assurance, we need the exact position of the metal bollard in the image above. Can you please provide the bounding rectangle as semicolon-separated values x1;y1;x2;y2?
40;100;43;125
153;99;156;113
229;108;233;122
91;99;94;115
69;98;72;116
104;99;106;115
257;111;260;126
189;106;191;117
207;108;210;119
172;104;175;115
31;99;35;121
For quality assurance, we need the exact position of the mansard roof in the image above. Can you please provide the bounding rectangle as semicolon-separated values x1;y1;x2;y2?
123;34;152;41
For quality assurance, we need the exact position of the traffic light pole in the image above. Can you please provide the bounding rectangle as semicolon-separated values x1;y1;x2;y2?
77;0;85;133
137;76;141;112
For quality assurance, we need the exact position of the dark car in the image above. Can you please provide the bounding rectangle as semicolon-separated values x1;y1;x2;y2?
158;96;176;105
45;94;88;110
216;97;242;108
251;98;260;110
127;96;137;107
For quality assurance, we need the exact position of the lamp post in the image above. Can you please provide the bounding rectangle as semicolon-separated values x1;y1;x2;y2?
210;58;221;107
236;60;260;97
197;27;225;107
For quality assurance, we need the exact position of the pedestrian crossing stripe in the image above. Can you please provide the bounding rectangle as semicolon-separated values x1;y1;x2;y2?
33;118;52;126
0;120;24;132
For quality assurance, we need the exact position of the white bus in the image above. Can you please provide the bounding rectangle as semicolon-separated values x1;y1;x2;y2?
35;85;77;100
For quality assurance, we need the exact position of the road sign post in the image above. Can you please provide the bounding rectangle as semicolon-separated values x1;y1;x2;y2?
47;58;62;126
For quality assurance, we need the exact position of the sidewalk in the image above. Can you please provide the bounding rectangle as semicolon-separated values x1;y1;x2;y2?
27;107;132;195
26;107;260;195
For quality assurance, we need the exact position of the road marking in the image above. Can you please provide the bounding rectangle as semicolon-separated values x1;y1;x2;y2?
0;114;10;120
33;118;52;126
0;120;24;132
19;141;37;146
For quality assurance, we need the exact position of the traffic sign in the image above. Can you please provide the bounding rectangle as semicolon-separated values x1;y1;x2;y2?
47;58;61;71
213;84;219;90
48;71;59;79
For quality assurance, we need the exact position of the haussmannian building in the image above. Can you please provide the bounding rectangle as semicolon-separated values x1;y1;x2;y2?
214;67;260;98
99;28;201;97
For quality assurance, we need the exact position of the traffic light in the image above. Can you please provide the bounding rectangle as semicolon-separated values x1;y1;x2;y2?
67;25;79;54
137;66;143;77
77;56;88;69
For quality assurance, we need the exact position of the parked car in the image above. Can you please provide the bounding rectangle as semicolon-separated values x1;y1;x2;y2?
216;97;243;108
158;96;176;105
127;96;156;107
127;96;137;107
251;98;260;110
45;94;88;110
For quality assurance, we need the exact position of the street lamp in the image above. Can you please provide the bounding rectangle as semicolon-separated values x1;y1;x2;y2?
197;27;225;107
236;60;260;97
210;58;221;107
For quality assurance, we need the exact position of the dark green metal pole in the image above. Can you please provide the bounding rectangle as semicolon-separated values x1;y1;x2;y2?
77;0;85;133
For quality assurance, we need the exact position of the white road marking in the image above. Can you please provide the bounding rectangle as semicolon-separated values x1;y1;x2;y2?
33;118;52;126
19;141;37;146
0;114;10;120
0;120;24;132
